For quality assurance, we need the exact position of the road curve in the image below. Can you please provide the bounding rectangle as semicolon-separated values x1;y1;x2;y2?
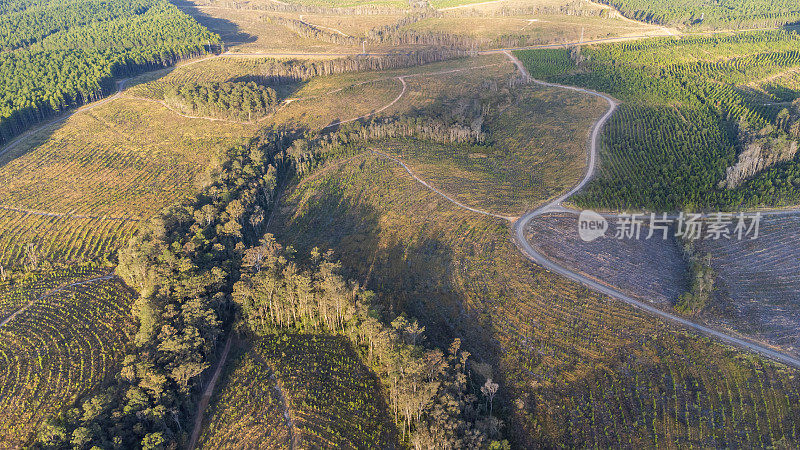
373;51;800;369
502;51;800;370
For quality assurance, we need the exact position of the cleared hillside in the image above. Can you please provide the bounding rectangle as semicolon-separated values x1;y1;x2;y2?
273;151;800;447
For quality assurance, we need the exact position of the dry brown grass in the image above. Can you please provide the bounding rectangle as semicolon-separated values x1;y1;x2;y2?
0;97;255;265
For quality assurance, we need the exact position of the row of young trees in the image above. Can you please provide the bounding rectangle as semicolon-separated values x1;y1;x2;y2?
232;49;468;85
164;81;279;122
675;239;714;315
0;0;221;145
596;0;800;29
234;236;505;447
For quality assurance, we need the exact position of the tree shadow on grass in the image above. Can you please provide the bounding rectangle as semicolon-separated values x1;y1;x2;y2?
169;0;257;47
271;159;504;368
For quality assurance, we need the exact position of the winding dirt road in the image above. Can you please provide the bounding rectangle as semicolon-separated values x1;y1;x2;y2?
501;52;800;369
367;51;800;370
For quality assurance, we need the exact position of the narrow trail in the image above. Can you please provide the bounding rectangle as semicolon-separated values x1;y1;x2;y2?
371;150;515;221
323;77;406;129
272;378;298;449
187;334;233;450
318;63;502;129
0;274;116;328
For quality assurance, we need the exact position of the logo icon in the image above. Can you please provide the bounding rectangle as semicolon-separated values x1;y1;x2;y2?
578;210;608;242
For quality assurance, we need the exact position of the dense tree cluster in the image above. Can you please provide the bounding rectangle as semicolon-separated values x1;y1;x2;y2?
0;0;220;145
286;116;489;177
164;81;278;122
596;0;800;29
234;237;503;447
36;128;292;448
676;240;714;315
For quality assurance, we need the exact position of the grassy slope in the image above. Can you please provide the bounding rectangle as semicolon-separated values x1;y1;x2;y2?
0;96;256;266
272;150;800;447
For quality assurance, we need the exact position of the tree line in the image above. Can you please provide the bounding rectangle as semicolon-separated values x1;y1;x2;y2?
183;0;408;15
287;116;488;177
234;238;506;447
36;128;293;448
0;0;221;146
164;81;279;122
269;16;362;47
231;49;468;86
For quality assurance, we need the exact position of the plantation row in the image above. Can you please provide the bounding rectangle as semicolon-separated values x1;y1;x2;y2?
0;0;220;145
0;264;99;319
756;69;800;103
0;210;136;269
518;30;800;210
596;0;800;29
256;334;397;448
0;275;134;445
571;104;736;210
588;30;800;68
